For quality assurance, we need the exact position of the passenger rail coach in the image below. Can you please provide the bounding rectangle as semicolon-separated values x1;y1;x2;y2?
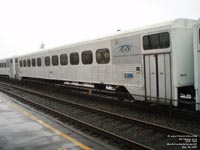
1;18;200;110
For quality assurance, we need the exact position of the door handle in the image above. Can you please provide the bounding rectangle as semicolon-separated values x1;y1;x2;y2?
160;72;163;75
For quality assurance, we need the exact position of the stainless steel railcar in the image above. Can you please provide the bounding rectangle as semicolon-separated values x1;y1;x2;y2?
1;18;200;110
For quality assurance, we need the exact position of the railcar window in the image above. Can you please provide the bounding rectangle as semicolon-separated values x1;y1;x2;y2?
150;34;159;49
143;32;170;50
70;52;79;65
45;56;50;66
15;58;18;63
27;59;31;67
32;58;36;67
23;60;26;67
20;60;23;67
82;51;93;64
10;59;13;63
143;36;150;50
52;55;58;66
60;54;68;65
37;58;41;67
96;48;110;64
199;29;200;43
159;32;170;48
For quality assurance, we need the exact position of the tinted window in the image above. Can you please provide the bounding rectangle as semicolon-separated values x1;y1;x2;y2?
159;32;170;48
199;29;200;43
27;59;31;67
15;58;18;63
23;60;26;67
60;54;68;65
82;51;93;64
37;58;41;67
45;56;50;66
52;55;58;66
143;36;150;50
70;53;79;65
143;32;170;50
32;58;36;67
20;60;23;67
96;48;110;64
150;34;159;49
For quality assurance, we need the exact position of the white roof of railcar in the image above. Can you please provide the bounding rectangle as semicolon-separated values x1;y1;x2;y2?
17;18;196;58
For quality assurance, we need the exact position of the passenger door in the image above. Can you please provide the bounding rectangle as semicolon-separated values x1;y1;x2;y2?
9;59;15;79
144;53;172;103
15;63;20;79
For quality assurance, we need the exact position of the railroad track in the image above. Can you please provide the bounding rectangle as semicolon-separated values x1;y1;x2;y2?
0;82;199;149
19;79;200;122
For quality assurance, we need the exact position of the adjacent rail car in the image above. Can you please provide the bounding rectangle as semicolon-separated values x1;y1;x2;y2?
1;18;200;110
0;57;16;79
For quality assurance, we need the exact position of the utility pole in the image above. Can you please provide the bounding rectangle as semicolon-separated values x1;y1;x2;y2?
40;42;45;49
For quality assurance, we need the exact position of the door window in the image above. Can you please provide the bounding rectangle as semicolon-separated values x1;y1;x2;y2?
143;32;170;50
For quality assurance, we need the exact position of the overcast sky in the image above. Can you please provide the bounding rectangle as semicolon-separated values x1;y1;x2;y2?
0;0;199;59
